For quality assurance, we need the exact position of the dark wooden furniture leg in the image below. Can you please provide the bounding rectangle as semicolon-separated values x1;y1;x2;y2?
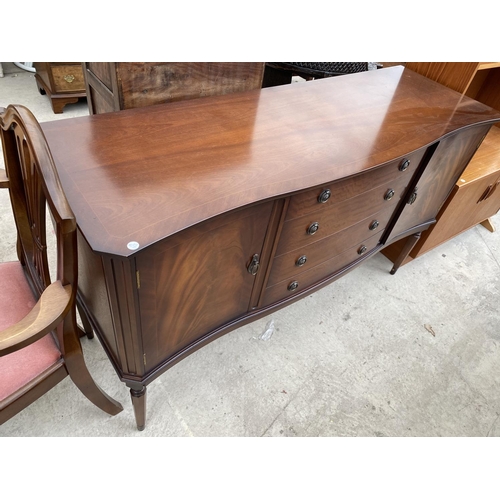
51;96;81;114
129;384;147;431
390;232;422;275
66;355;123;415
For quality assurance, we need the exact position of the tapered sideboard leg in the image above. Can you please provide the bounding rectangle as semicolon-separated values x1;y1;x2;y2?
390;232;422;275
130;385;147;431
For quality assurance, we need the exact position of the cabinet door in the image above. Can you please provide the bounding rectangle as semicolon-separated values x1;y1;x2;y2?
385;124;491;242
474;173;500;221
136;201;273;371
83;63;120;114
409;170;500;256
446;171;500;235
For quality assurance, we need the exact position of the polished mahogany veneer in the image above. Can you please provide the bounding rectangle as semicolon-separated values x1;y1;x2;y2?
38;66;500;430
42;66;500;257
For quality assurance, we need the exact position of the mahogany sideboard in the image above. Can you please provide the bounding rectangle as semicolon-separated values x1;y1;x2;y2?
26;66;500;430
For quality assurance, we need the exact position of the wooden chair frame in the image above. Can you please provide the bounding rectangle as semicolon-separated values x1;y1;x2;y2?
0;104;123;424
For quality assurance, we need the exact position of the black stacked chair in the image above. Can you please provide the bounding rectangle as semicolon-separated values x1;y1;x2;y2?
262;62;370;87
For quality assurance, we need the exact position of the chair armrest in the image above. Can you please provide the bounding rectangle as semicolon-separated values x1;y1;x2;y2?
0;168;8;188
0;281;72;356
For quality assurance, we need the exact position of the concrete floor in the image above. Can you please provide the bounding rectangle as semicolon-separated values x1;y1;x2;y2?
1;63;499;437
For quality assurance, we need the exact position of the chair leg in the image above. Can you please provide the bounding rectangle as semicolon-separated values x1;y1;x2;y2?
390;232;421;275
62;323;123;416
17;236;25;265
128;384;147;431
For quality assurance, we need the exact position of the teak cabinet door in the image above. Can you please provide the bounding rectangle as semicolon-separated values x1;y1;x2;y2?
386;125;491;241
408;170;500;257
136;201;273;371
437;170;500;240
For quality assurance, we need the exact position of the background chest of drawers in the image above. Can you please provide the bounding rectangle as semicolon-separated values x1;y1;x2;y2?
34;62;86;113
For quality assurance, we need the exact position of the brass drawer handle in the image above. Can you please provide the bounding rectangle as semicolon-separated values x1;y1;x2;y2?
307;222;319;235
399;158;410;171
358;245;367;255
369;220;379;231
64;74;75;83
296;255;307;267
318;189;331;204
287;281;299;291
384;189;395;201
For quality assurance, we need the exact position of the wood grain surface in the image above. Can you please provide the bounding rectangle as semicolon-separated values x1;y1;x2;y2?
118;62;265;109
137;201;273;366
83;62;265;115
459;127;500;183
40;66;500;257
385;124;491;241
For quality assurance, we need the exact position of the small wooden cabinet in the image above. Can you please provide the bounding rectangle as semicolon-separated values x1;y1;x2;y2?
34;62;86;114
82;62;265;114
382;62;500;267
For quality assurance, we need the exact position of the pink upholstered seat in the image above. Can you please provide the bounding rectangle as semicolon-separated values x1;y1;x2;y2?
0;261;61;402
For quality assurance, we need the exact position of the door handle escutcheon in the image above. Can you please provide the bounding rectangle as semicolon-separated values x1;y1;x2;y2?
247;254;260;275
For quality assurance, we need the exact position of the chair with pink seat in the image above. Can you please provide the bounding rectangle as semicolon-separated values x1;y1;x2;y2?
0;104;123;425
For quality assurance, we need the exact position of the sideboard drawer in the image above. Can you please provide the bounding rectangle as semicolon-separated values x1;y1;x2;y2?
277;173;409;255
262;233;382;307
285;148;426;221
268;203;395;286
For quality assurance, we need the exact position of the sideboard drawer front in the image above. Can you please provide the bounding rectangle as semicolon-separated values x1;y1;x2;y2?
262;233;382;307
277;174;409;255
285;148;426;221
268;204;395;286
52;64;86;93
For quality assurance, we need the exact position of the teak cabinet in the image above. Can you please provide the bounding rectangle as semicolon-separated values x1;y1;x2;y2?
35;66;500;429
82;62;265;114
382;62;500;267
34;62;86;113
